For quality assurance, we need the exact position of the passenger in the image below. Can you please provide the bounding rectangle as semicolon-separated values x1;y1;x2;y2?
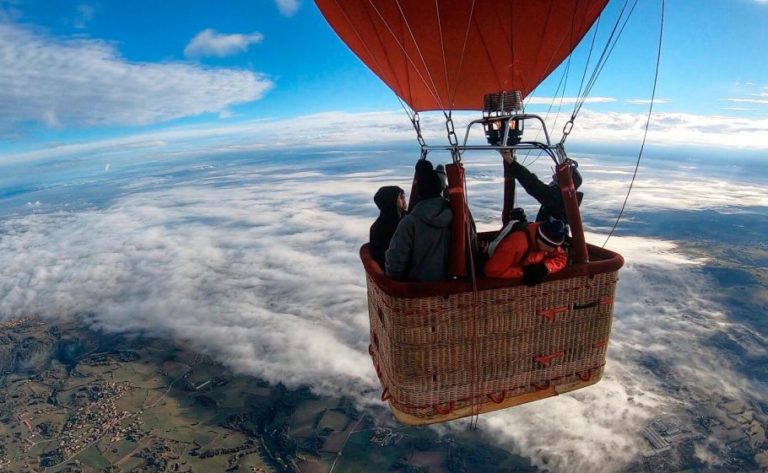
501;151;583;223
484;219;568;285
369;185;407;270
385;161;452;281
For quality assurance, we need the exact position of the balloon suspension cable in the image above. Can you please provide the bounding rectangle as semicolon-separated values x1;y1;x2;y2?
575;14;602;108
543;2;580;148
447;0;477;107
523;0;577;155
331;0;440;151
561;0;639;146
366;0;447;113
525;53;572;168
460;168;481;430
604;0;665;247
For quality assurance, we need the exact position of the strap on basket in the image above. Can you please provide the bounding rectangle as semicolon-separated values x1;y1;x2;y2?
488;391;507;404
538;305;569;320
433;401;456;415
534;351;564;367
577;369;594;382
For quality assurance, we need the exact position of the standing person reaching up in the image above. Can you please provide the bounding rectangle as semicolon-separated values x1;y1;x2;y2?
500;150;583;223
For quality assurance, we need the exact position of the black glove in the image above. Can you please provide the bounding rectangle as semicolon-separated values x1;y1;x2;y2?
507;207;528;224
522;262;549;286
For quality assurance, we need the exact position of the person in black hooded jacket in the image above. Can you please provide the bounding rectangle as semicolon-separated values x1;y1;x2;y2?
369;186;406;269
503;151;583;223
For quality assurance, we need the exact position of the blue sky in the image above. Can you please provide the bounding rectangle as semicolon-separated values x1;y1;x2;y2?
1;3;767;470
1;0;767;161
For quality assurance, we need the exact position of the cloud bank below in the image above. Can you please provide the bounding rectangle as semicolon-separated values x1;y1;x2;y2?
1;150;765;472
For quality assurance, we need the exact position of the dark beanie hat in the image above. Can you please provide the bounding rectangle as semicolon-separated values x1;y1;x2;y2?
415;159;434;175
415;160;443;199
537;219;567;247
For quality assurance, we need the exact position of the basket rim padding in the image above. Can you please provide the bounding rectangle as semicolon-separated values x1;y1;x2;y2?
361;232;624;299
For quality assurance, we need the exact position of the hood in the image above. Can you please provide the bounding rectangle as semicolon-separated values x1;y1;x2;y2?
410;197;452;228
374;186;403;218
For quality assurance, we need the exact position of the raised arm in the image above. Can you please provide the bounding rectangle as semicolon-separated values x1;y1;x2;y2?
510;161;559;210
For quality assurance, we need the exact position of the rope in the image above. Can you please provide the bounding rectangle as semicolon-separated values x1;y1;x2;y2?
434;0;451;109
524;50;573;167
365;0;447;111
575;13;601;107
448;0;477;108
573;0;633;116
603;0;665;247
460;166;482;430
333;0;408;102
577;0;639;114
525;4;598;165
561;0;639;145
392;0;447;110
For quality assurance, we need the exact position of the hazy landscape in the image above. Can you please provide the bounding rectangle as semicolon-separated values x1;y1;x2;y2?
1;147;766;472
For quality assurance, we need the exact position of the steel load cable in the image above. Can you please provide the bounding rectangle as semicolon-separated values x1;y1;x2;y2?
603;0;665;247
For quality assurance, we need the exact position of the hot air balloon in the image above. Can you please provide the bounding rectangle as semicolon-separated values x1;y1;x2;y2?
316;0;626;425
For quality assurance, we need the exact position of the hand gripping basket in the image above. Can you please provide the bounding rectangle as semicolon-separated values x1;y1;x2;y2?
361;239;624;425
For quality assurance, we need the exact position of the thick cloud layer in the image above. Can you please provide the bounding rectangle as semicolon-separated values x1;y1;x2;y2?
0;23;272;132
0;150;766;471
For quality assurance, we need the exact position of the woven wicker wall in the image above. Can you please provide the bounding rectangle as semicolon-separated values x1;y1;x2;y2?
367;270;619;422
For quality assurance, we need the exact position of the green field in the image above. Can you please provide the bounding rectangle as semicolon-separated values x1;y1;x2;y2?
0;319;544;473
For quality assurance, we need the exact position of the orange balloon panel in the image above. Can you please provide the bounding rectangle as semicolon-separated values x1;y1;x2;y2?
316;0;608;111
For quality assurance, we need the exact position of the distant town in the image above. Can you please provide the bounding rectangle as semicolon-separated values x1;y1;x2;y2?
1;317;766;472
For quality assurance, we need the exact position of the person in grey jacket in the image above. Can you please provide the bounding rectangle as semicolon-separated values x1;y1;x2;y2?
385;161;452;282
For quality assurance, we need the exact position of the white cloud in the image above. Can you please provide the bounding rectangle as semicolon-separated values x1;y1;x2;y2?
0;153;764;472
184;28;264;58
5;107;768;169
625;98;670;105
725;97;768;105
0;23;272;132
722;106;755;112
275;0;300;16
0;111;415;165
0;166;380;396
581;174;768;214
568;108;768;149
73;4;95;29
526;96;616;105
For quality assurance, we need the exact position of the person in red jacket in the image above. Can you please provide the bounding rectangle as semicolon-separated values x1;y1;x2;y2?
484;219;568;285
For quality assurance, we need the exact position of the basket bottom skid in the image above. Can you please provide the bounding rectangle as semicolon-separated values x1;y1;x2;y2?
388;371;602;426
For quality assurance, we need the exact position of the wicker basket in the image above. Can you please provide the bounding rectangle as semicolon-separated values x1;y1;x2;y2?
361;238;623;425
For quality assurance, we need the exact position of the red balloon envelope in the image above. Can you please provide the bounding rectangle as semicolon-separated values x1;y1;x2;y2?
315;0;608;111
